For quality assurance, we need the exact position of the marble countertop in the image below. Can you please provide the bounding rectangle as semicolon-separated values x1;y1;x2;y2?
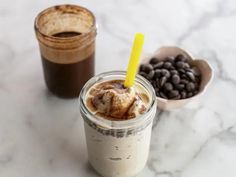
1;0;236;177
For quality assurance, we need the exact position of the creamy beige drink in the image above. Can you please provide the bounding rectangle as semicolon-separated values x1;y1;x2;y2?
79;71;157;177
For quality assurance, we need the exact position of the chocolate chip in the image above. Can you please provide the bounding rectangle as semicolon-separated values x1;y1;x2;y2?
161;69;171;78
181;74;188;80
186;82;195;92
176;61;185;69
142;64;153;73
178;68;186;74
172;74;180;84
184;63;190;69
160;91;168;99
149;57;160;65
139;64;145;72
163;62;172;69
170;70;178;75
169;66;175;70
160;76;168;87
164;82;173;91
154;69;162;78
169;90;179;98
180;79;189;85
175;84;185;91
175;54;187;62
153;61;164;69
147;70;155;80
165;56;175;64
186;71;195;81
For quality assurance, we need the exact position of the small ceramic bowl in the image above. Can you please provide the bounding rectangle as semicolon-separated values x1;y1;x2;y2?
140;46;214;110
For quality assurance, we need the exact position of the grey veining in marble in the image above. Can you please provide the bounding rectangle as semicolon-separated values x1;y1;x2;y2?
0;0;236;177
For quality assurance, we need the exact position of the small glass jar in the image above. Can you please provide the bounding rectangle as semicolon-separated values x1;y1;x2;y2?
79;71;157;177
34;4;97;98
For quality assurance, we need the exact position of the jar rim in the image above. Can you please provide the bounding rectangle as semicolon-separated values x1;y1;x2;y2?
34;4;97;41
79;71;157;130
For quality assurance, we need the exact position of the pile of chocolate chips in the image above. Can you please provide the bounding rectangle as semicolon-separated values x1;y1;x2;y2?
139;54;201;99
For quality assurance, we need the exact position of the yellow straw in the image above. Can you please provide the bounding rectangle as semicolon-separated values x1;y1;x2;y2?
124;33;144;87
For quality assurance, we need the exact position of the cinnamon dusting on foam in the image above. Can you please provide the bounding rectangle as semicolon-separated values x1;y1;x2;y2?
85;80;150;120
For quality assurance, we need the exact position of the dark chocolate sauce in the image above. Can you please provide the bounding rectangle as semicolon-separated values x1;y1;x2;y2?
52;31;82;37
41;53;94;98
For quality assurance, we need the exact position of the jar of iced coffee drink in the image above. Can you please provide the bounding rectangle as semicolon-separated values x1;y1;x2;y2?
79;71;157;177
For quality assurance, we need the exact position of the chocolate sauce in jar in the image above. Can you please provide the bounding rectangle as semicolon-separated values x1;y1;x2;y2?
52;31;82;37
41;53;94;98
34;5;97;98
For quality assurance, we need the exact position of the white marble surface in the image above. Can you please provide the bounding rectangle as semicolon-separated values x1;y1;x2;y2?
1;0;236;177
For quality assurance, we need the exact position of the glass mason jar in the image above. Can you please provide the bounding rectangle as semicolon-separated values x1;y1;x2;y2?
79;71;157;177
34;4;97;98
